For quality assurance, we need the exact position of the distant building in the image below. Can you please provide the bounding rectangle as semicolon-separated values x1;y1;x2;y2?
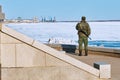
33;17;39;23
0;5;5;22
41;16;56;22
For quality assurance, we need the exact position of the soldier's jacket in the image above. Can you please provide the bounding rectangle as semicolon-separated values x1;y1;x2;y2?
76;21;91;37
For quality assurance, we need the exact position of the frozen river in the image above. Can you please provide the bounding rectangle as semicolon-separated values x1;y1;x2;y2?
6;22;120;49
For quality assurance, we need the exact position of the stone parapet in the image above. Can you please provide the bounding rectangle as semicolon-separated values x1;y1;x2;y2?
0;23;112;79
1;24;34;45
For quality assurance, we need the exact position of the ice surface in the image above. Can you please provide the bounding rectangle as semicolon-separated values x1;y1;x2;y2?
6;22;120;49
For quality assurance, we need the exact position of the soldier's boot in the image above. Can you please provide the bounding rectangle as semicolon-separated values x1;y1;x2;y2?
78;51;82;56
85;50;88;56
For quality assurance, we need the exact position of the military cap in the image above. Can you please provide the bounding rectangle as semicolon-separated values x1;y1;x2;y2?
81;16;86;21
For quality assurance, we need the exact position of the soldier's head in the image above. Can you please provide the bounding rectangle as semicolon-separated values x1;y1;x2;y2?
81;16;86;21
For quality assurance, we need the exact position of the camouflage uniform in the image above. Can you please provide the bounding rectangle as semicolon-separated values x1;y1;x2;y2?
76;16;91;56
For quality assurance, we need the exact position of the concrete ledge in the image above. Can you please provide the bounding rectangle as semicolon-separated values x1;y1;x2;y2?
88;46;120;54
46;44;120;54
94;62;111;78
46;44;77;53
113;49;120;53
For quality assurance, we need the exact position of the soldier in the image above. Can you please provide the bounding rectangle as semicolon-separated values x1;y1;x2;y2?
76;16;91;56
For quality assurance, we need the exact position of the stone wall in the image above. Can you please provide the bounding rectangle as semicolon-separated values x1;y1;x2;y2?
0;5;1;13
0;5;5;22
0;24;102;80
0;13;5;20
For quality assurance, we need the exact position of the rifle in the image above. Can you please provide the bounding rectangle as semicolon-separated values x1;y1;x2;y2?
79;30;92;40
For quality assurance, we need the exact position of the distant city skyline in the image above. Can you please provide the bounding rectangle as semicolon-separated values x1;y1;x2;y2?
0;0;120;21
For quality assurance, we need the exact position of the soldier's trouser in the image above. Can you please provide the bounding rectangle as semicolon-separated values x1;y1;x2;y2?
78;36;88;55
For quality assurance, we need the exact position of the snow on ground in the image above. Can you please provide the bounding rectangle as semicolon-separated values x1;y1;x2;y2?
6;22;120;49
89;22;120;41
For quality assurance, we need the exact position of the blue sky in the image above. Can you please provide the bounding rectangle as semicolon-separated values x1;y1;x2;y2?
0;0;120;21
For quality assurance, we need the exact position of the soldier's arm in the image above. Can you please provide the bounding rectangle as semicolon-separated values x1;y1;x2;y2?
87;23;91;36
76;23;79;30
